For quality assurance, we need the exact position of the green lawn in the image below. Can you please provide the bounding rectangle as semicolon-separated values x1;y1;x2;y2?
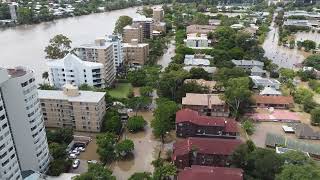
109;83;132;98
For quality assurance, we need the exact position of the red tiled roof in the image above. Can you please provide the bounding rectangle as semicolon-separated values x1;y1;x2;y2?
178;165;243;180
176;109;238;133
252;95;294;105
173;137;242;158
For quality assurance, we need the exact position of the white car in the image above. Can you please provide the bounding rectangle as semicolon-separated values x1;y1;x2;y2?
72;149;80;155
69;153;77;159
72;159;80;169
78;147;85;152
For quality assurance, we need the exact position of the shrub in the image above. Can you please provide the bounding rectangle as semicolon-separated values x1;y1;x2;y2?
127;116;146;133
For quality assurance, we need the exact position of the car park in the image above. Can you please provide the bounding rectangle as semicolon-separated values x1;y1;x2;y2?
69;153;77;159
72;159;80;169
72;149;80;155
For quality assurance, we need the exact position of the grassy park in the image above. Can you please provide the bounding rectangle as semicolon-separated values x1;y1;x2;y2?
108;83;132;98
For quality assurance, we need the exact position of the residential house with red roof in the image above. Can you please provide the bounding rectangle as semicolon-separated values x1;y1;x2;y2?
176;109;239;138
182;93;230;117
252;95;294;109
177;165;243;180
173;137;242;169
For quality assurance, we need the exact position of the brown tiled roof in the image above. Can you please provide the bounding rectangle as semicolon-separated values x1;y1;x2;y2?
182;93;225;107
176;109;238;133
178;165;243;180
252;95;294;105
186;25;217;34
173;138;242;159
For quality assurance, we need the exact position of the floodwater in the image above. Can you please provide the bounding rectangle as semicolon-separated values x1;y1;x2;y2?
157;39;176;70
203;12;243;17
0;7;143;83
262;17;306;69
110;111;161;180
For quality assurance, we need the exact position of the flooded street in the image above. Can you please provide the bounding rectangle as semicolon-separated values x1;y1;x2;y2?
157;39;176;70
262;18;306;69
110;111;161;180
295;31;320;42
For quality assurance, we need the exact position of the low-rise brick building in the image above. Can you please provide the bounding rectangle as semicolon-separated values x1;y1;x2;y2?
252;95;294;109
182;93;230;117
176;109;238;138
173;137;242;169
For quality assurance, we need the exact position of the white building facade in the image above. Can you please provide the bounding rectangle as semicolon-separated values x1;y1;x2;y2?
0;67;50;178
106;35;124;69
47;53;105;89
184;33;210;49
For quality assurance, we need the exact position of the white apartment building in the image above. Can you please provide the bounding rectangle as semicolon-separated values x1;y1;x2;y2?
47;53;105;89
0;67;50;177
106;35;124;69
75;39;116;87
184;33;210;49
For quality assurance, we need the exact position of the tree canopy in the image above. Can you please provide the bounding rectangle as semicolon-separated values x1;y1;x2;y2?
44;34;72;59
114;15;133;34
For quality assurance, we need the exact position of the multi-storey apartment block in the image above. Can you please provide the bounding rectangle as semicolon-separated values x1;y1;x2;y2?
133;17;153;39
38;84;106;132
47;53;105;89
123;39;149;66
106;35;124;69
75;39;116;87
153;7;164;22
123;25;144;43
0;67;50;177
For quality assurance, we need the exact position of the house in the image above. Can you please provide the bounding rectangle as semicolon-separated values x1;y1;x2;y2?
176;109;238;138
250;76;281;90
250;109;301;123
177;165;243;180
250;66;267;76
295;124;320;140
182;93;230;117
259;87;282;96
184;33;210;49
186;25;217;34
231;60;264;71
208;19;221;26
252;95;294;109
184;79;222;93
184;54;212;66
173;137;242;169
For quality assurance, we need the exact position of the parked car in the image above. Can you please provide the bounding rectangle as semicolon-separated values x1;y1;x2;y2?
69;153;77;159
72;159;80;169
87;160;98;164
72;148;80;155
78;147;85;152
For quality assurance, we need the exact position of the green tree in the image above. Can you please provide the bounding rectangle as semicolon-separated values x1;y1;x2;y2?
46;128;73;144
279;68;296;82
140;86;153;97
38;83;56;90
127;116;146;132
47;159;72;176
151;98;178;143
153;162;177;180
115;139;134;158
38;7;53;21
17;7;34;24
127;69;147;87
0;3;10;20
242;119;255;135
276;164;320;180
214;67;247;85
189;67;210;80
127;96;151;112
104;115;122;134
129;172;152;180
281;150;310;165
302;40;316;52
304;55;320;70
114;15;133;34
96;132;117;163
49;143;67;159
311;107;320;125
44;34;72;59
223;77;252;118
231;140;256;168
293;87;313;104
74;164;116;180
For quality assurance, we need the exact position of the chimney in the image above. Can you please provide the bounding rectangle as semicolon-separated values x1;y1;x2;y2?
63;84;80;97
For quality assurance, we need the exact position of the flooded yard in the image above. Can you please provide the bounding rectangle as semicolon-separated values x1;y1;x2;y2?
262;19;306;69
295;31;320;43
110;111;161;180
